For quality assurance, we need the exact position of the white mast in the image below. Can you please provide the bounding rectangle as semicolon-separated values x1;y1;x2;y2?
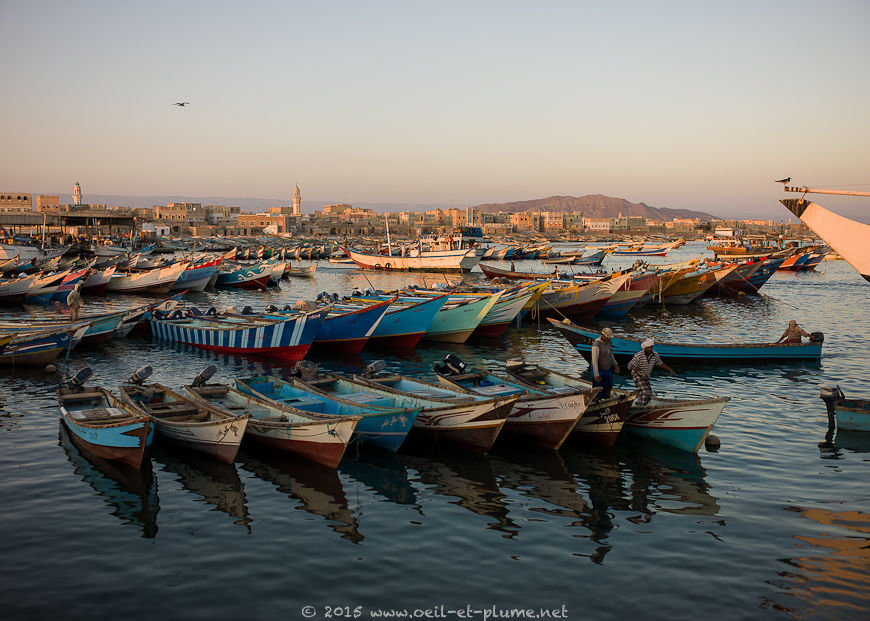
385;213;392;257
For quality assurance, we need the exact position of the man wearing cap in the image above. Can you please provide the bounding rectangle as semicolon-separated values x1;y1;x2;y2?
627;338;675;406
591;327;620;401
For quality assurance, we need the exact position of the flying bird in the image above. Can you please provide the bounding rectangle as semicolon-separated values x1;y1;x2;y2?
173;102;189;107
775;177;791;184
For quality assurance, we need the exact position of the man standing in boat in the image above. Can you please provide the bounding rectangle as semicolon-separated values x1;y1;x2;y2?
628;338;675;406
591;327;620;401
776;320;810;344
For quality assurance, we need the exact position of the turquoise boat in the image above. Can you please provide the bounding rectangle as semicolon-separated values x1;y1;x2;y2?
548;318;823;365
57;372;154;469
821;386;870;432
624;396;730;453
236;375;419;453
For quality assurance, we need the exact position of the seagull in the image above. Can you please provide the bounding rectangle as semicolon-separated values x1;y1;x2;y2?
173;102;189;107
775;177;791;184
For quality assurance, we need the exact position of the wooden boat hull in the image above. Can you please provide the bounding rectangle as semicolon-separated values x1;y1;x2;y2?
364;294;447;349
119;384;250;463
0;325;86;366
421;291;503;343
309;298;393;354
343;246;479;272
58;387;154;469
624;397;729;453
571;394;634;447
106;262;188;295
549;318;823;365
184;384;358;469
81;265;117;295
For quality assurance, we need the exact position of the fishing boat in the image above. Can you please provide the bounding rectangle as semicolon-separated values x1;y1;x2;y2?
81;264;118;295
502;360;635;447
285;264;318;278
26;269;72;304
548;318;824;364
214;261;272;290
0;324;89;366
420;290;504;343
237;375;419;453
534;273;630;320
351;367;515;454
596;270;661;317
342;246;480;272
0;272;40;304
57;368;153;469
183;377;360;469
0;309;126;347
820;386;870;432
171;256;222;292
106;261;189;295
624;396;730;453
49;266;91;302
150;308;328;361
307;296;394;353
357;293;448;349
433;355;600;449
0;243;68;264
118;367;250;463
658;264;733;304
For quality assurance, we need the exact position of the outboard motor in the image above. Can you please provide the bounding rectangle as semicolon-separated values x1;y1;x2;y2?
203;307;217;316
68;367;93;391
810;331;824;343
434;354;468;376
819;385;843;447
191;365;217;388
127;365;154;386
363;360;387;379
265;304;279;313
281;304;293;312
292;360;319;381
169;309;186;320
241;305;254;315
505;359;526;374
187;307;203;316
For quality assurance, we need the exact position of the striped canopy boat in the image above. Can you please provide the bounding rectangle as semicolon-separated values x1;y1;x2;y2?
150;308;328;361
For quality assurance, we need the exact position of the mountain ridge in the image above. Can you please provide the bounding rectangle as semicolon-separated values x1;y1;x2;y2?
473;194;718;220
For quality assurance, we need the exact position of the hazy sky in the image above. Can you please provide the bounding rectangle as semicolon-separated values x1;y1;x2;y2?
2;1;869;220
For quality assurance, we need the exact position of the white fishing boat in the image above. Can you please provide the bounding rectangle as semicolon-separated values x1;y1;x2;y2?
342;246;479;272
106;261;189;294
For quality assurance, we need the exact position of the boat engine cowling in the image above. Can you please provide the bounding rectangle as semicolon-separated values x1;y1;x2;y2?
68;367;93;390
434;354;467;376
128;366;153;385
192;365;217;387
293;360;319;381
810;331;824;343
363;360;387;378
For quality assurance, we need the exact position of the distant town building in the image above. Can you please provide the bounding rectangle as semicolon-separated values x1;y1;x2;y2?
36;195;60;212
73;181;82;206
0;192;33;212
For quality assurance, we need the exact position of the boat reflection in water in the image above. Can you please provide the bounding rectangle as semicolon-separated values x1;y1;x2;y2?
340;450;418;507
57;423;159;538
399;447;518;537
238;449;362;543
151;444;251;531
762;506;870;617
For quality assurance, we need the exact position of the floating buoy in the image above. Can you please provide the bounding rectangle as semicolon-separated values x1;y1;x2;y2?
705;434;720;451
45;364;57;374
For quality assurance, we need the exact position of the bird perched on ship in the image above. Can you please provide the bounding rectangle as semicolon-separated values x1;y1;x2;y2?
775;177;791;184
173;102;189;107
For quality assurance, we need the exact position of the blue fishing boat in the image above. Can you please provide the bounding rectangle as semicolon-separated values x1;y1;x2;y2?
236;375;419;453
0;323;89;366
342;293;448;349
307;296;395;353
743;256;785;291
548;318;824;365
171;256;222;292
214;261;271;290
57;369;154;469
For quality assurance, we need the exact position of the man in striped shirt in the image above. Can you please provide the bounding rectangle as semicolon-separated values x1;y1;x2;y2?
627;338;675;405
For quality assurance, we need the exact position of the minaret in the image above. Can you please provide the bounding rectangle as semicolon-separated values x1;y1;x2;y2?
292;184;301;216
73;181;82;206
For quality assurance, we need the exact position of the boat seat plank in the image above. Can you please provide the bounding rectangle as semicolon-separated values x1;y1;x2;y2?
69;407;130;421
62;392;106;401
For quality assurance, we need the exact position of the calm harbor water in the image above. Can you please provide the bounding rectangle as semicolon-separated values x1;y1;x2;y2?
1;242;869;620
